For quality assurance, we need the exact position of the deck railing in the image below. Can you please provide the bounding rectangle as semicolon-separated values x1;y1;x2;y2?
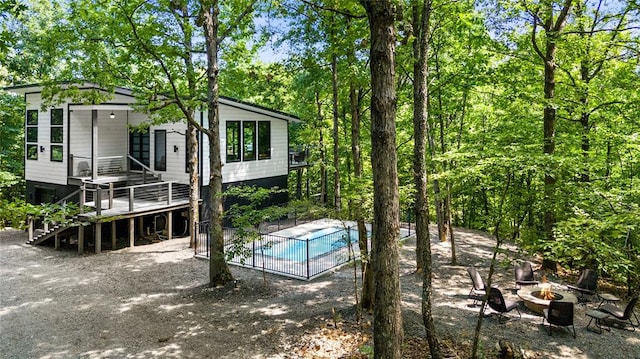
81;181;189;216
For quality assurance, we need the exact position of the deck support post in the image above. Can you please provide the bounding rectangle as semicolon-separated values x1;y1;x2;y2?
78;225;84;254
54;234;60;250
28;217;33;242
95;222;102;254
138;217;144;237
167;211;173;240
111;221;117;250
129;217;135;247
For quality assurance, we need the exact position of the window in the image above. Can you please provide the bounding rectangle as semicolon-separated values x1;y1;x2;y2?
226;121;241;162
50;109;63;162
243;121;256;161
26;110;38;160
258;121;271;160
154;130;166;171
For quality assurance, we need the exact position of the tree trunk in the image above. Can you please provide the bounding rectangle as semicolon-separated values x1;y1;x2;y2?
332;50;341;210
413;1;441;358
200;0;233;285
187;120;199;248
351;82;374;312
316;92;327;205
531;1;571;271
361;1;403;357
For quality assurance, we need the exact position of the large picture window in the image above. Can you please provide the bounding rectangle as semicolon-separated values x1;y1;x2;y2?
26;110;38;160
243;121;256;161
258;121;271;160
226;121;241;162
154;130;166;171
226;120;273;163
50;109;64;162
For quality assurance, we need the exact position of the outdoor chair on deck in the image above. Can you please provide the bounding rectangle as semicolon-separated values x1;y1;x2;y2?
598;297;639;331
566;268;598;303
467;267;490;305
77;161;91;177
515;261;540;289
487;287;521;323
543;301;576;338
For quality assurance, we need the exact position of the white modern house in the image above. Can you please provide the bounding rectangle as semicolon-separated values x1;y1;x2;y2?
7;83;304;253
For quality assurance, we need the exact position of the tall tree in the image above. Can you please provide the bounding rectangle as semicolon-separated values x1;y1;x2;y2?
360;0;403;357
412;0;441;357
528;0;573;270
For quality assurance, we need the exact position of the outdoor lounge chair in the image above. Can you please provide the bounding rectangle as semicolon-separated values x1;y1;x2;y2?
467;267;487;305
598;297;639;331
566;268;598;303
487;287;521;323
515;261;540;289
543;301;576;338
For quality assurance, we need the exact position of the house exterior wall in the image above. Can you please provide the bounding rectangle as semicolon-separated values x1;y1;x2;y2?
24;93;68;186
16;85;295;207
200;104;289;187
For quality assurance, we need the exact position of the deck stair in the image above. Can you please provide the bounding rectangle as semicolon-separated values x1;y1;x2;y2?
27;215;85;245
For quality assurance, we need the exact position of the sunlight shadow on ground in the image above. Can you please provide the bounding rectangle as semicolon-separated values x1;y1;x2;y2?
0;298;53;317
119;292;177;313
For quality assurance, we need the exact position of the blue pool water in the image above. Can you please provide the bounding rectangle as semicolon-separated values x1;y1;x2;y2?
260;227;363;261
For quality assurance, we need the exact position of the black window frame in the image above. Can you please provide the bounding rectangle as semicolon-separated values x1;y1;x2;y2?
226;121;241;163
50;145;63;162
50;109;64;162
242;121;256;161
26;110;38;160
154;129;167;171
258;121;271;160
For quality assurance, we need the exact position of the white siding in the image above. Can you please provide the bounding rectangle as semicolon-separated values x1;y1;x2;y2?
201;104;289;186
24;94;68;185
149;122;189;183
22;87;291;190
68;110;92;174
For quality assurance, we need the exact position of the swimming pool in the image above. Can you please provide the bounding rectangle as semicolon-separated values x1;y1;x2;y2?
260;226;362;261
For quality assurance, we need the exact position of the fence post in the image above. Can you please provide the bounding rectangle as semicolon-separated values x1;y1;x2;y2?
194;221;198;256
306;236;310;279
167;182;172;205
252;238;256;268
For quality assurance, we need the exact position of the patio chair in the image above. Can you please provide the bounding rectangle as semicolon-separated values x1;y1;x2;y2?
467;267;487;305
566;268;598;303
543;301;576;338
77;161;91;177
598;297;639;331
487;287;521;323
515;261;539;289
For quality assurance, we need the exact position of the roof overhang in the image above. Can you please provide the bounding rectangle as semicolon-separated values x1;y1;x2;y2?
5;82;300;123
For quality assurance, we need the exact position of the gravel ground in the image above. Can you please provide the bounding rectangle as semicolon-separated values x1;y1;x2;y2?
1;226;638;358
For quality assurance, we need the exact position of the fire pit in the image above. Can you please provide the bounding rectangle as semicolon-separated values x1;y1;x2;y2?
517;285;577;314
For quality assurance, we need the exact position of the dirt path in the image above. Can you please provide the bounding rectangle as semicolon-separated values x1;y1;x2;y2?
1;227;638;358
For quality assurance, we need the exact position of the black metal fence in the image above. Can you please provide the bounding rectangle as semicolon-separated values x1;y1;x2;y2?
195;221;362;280
194;209;414;280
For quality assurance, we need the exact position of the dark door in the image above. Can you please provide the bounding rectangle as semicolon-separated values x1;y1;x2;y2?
129;131;150;170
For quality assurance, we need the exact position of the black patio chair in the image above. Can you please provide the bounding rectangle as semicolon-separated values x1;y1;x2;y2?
467;267;487;305
515;261;540;289
598;297;639;331
543;301;576;338
566;268;598;303
487;287;521;323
